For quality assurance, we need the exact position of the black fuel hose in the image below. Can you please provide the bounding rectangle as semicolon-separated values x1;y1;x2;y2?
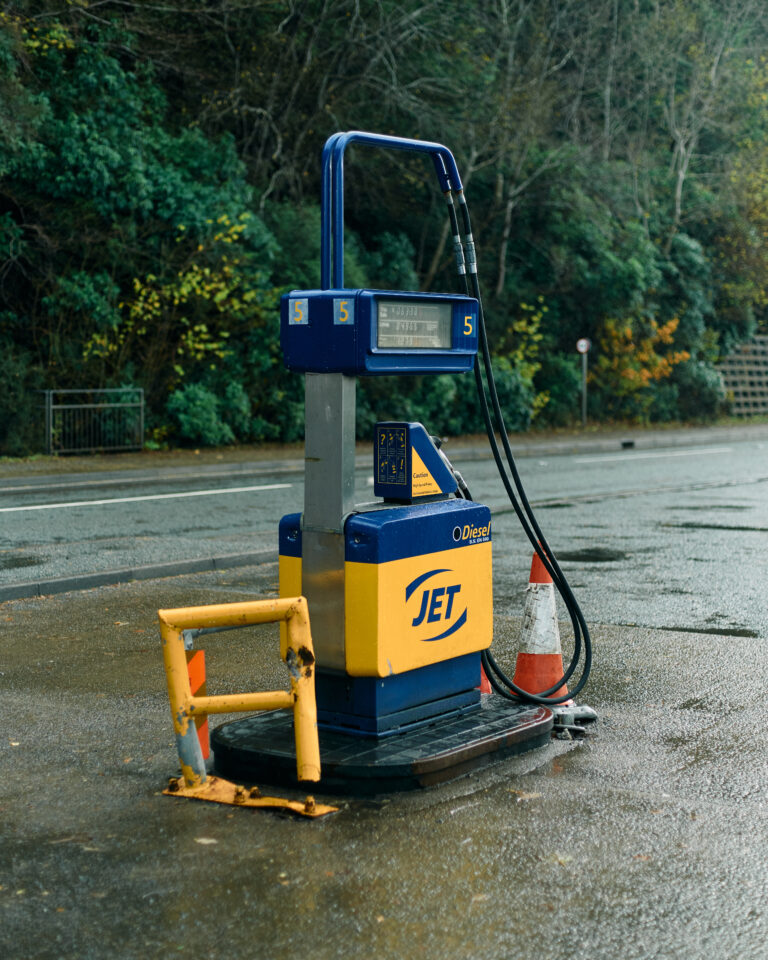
442;191;592;705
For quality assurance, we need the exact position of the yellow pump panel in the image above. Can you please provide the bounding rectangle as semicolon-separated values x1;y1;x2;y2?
279;542;492;677
345;541;492;676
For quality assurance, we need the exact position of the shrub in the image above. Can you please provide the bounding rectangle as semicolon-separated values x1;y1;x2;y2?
0;340;44;456
671;360;726;422
166;383;234;446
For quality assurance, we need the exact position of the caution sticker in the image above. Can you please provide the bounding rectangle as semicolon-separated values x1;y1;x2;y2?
411;448;442;495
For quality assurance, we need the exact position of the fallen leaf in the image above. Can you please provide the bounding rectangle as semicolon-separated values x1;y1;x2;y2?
509;789;542;802
194;837;218;845
634;854;651;862
542;852;573;866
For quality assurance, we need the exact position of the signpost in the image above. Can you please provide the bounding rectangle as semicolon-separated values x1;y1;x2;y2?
576;338;591;427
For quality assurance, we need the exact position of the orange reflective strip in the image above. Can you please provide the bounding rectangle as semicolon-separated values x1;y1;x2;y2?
186;649;206;693
186;650;209;759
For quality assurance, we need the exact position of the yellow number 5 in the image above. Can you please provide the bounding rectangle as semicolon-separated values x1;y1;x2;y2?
463;315;474;335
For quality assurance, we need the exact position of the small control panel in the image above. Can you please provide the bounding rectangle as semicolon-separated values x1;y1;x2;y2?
374;421;457;502
377;425;408;488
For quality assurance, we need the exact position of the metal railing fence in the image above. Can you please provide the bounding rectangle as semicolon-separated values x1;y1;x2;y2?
719;335;768;417
42;388;144;454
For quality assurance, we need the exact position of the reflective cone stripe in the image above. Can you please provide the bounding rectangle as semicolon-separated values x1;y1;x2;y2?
512;653;567;697
185;649;210;760
511;552;568;698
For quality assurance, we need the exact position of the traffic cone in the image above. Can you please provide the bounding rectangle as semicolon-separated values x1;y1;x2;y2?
511;551;568;698
478;663;492;694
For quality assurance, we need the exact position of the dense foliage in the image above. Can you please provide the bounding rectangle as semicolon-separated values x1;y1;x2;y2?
2;1;767;453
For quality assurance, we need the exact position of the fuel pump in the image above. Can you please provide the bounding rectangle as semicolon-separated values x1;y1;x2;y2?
211;132;592;792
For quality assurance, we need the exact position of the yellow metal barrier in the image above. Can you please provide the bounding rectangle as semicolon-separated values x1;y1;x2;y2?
158;596;335;818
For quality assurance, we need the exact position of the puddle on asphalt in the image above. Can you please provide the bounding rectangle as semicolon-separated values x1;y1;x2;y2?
660;522;768;532
658;625;758;638
0;554;44;570
555;547;627;563
667;504;750;511
674;696;731;712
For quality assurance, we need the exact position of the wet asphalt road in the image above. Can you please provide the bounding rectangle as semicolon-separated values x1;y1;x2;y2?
1;567;767;959
1;425;767;958
2;427;768;641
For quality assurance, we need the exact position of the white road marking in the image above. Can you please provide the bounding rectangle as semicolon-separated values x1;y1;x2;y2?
0;483;292;513
574;446;732;464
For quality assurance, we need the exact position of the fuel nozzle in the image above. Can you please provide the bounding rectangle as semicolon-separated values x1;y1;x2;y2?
430;435;473;501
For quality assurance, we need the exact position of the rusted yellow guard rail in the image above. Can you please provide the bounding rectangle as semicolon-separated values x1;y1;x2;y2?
159;597;330;815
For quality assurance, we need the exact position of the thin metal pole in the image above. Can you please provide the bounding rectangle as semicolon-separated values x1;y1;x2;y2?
45;391;51;455
581;352;588;427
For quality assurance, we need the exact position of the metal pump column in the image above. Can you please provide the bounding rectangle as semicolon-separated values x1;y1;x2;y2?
301;372;355;670
298;135;354;670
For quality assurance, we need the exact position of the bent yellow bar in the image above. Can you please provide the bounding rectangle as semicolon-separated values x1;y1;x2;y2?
189;691;294;714
158;596;320;788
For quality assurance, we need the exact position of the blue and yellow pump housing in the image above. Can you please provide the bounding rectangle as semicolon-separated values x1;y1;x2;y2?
280;423;493;735
277;132;493;737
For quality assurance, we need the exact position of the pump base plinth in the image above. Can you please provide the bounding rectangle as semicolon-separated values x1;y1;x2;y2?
211;697;553;795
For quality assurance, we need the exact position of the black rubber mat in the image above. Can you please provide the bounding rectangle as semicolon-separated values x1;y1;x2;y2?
212;697;553;794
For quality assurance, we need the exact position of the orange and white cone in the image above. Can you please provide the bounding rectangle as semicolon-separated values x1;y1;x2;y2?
512;551;568;698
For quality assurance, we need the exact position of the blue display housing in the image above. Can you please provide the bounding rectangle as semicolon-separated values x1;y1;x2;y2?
280;288;478;375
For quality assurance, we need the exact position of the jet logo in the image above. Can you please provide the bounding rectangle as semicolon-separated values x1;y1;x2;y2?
405;568;467;642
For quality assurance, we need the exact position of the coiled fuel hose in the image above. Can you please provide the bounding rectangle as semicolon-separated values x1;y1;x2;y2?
441;189;593;706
